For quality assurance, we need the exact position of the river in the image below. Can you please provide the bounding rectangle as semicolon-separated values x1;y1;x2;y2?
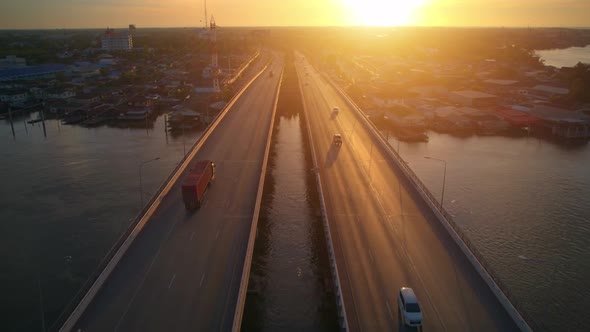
536;44;590;68
241;111;339;331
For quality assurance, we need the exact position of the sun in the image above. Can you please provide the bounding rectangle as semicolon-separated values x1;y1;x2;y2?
342;0;426;26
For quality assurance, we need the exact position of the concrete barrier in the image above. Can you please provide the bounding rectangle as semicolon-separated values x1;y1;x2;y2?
297;62;352;331
231;62;283;332
323;74;533;332
58;63;272;332
224;51;261;86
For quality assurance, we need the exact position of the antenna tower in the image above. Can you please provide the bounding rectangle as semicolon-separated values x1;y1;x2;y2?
210;15;220;93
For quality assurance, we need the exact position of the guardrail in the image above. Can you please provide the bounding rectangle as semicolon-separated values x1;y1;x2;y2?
323;73;536;332
297;60;354;331
54;60;272;332
231;63;283;332
224;51;261;86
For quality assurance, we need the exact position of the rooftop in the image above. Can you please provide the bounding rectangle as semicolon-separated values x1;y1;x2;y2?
532;85;569;95
452;90;496;99
0;64;68;81
526;105;590;124
484;79;519;86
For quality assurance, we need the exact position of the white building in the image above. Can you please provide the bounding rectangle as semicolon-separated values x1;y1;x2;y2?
101;28;133;51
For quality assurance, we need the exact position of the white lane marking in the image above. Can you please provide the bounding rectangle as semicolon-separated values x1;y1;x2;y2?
215;230;220;240
113;215;180;331
199;274;205;288
168;274;176;289
190;232;195;241
369;248;375;263
386;300;394;320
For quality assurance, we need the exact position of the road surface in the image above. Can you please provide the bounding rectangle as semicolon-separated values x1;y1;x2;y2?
297;56;520;332
73;59;283;332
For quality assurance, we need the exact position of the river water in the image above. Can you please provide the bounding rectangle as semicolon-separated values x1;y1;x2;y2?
389;132;590;331
536;45;590;67
241;112;339;331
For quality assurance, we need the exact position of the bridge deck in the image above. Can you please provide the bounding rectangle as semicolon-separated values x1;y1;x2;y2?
298;57;520;332
71;60;283;332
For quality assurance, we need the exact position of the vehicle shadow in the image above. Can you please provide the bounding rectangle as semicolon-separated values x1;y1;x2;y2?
330;112;338;120
324;143;341;168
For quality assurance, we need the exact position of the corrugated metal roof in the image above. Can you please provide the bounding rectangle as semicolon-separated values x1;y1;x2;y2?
452;90;496;99
0;64;68;81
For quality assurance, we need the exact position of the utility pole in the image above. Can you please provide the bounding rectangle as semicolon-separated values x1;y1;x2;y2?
9;107;16;139
37;272;46;332
139;157;160;208
40;104;47;138
424;156;447;209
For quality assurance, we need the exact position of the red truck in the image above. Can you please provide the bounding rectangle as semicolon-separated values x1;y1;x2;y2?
181;160;216;210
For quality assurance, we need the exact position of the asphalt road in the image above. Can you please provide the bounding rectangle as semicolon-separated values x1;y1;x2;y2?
296;55;520;332
73;59;283;332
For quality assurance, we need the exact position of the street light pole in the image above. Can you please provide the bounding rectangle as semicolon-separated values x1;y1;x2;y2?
139;157;160;208
37;272;46;332
424;156;447;209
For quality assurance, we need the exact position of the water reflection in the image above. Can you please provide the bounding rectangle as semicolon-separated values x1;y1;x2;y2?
242;113;339;331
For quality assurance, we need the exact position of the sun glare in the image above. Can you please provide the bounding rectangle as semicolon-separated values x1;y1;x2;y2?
343;0;426;26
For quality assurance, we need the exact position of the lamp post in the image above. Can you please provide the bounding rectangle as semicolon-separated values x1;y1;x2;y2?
139;157;160;208
424;156;447;209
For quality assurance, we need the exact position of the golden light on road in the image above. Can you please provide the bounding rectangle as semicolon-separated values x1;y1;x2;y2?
342;0;427;26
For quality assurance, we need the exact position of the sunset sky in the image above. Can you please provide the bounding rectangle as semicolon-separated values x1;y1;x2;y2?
1;0;589;29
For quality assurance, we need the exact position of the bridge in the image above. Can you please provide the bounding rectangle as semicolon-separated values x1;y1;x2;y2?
57;53;531;332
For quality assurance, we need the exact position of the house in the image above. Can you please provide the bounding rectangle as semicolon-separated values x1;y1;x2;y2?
127;96;152;108
408;85;447;98
525;105;590;139
483;79;520;95
46;87;75;99
494;108;541;127
72;93;100;105
29;87;47;100
118;107;151;120
530;85;570;100
0;89;28;104
449;90;497;107
0;64;68;81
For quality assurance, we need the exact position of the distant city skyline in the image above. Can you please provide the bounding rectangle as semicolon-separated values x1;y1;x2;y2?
1;0;589;29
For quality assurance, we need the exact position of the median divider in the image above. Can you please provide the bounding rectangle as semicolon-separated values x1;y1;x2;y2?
297;62;354;331
231;63;283;332
322;73;534;332
57;62;272;332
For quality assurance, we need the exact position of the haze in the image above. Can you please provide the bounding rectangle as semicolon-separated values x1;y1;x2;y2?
1;0;589;29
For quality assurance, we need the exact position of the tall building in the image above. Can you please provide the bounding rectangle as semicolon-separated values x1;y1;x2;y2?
101;27;133;51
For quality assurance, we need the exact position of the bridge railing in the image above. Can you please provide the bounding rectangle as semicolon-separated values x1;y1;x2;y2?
323;73;537;332
52;57;270;332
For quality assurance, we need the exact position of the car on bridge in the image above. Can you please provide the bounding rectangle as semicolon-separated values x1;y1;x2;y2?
333;134;343;146
398;287;423;329
332;107;340;114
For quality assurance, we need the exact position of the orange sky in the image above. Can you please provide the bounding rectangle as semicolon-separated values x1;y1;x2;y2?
1;0;589;29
